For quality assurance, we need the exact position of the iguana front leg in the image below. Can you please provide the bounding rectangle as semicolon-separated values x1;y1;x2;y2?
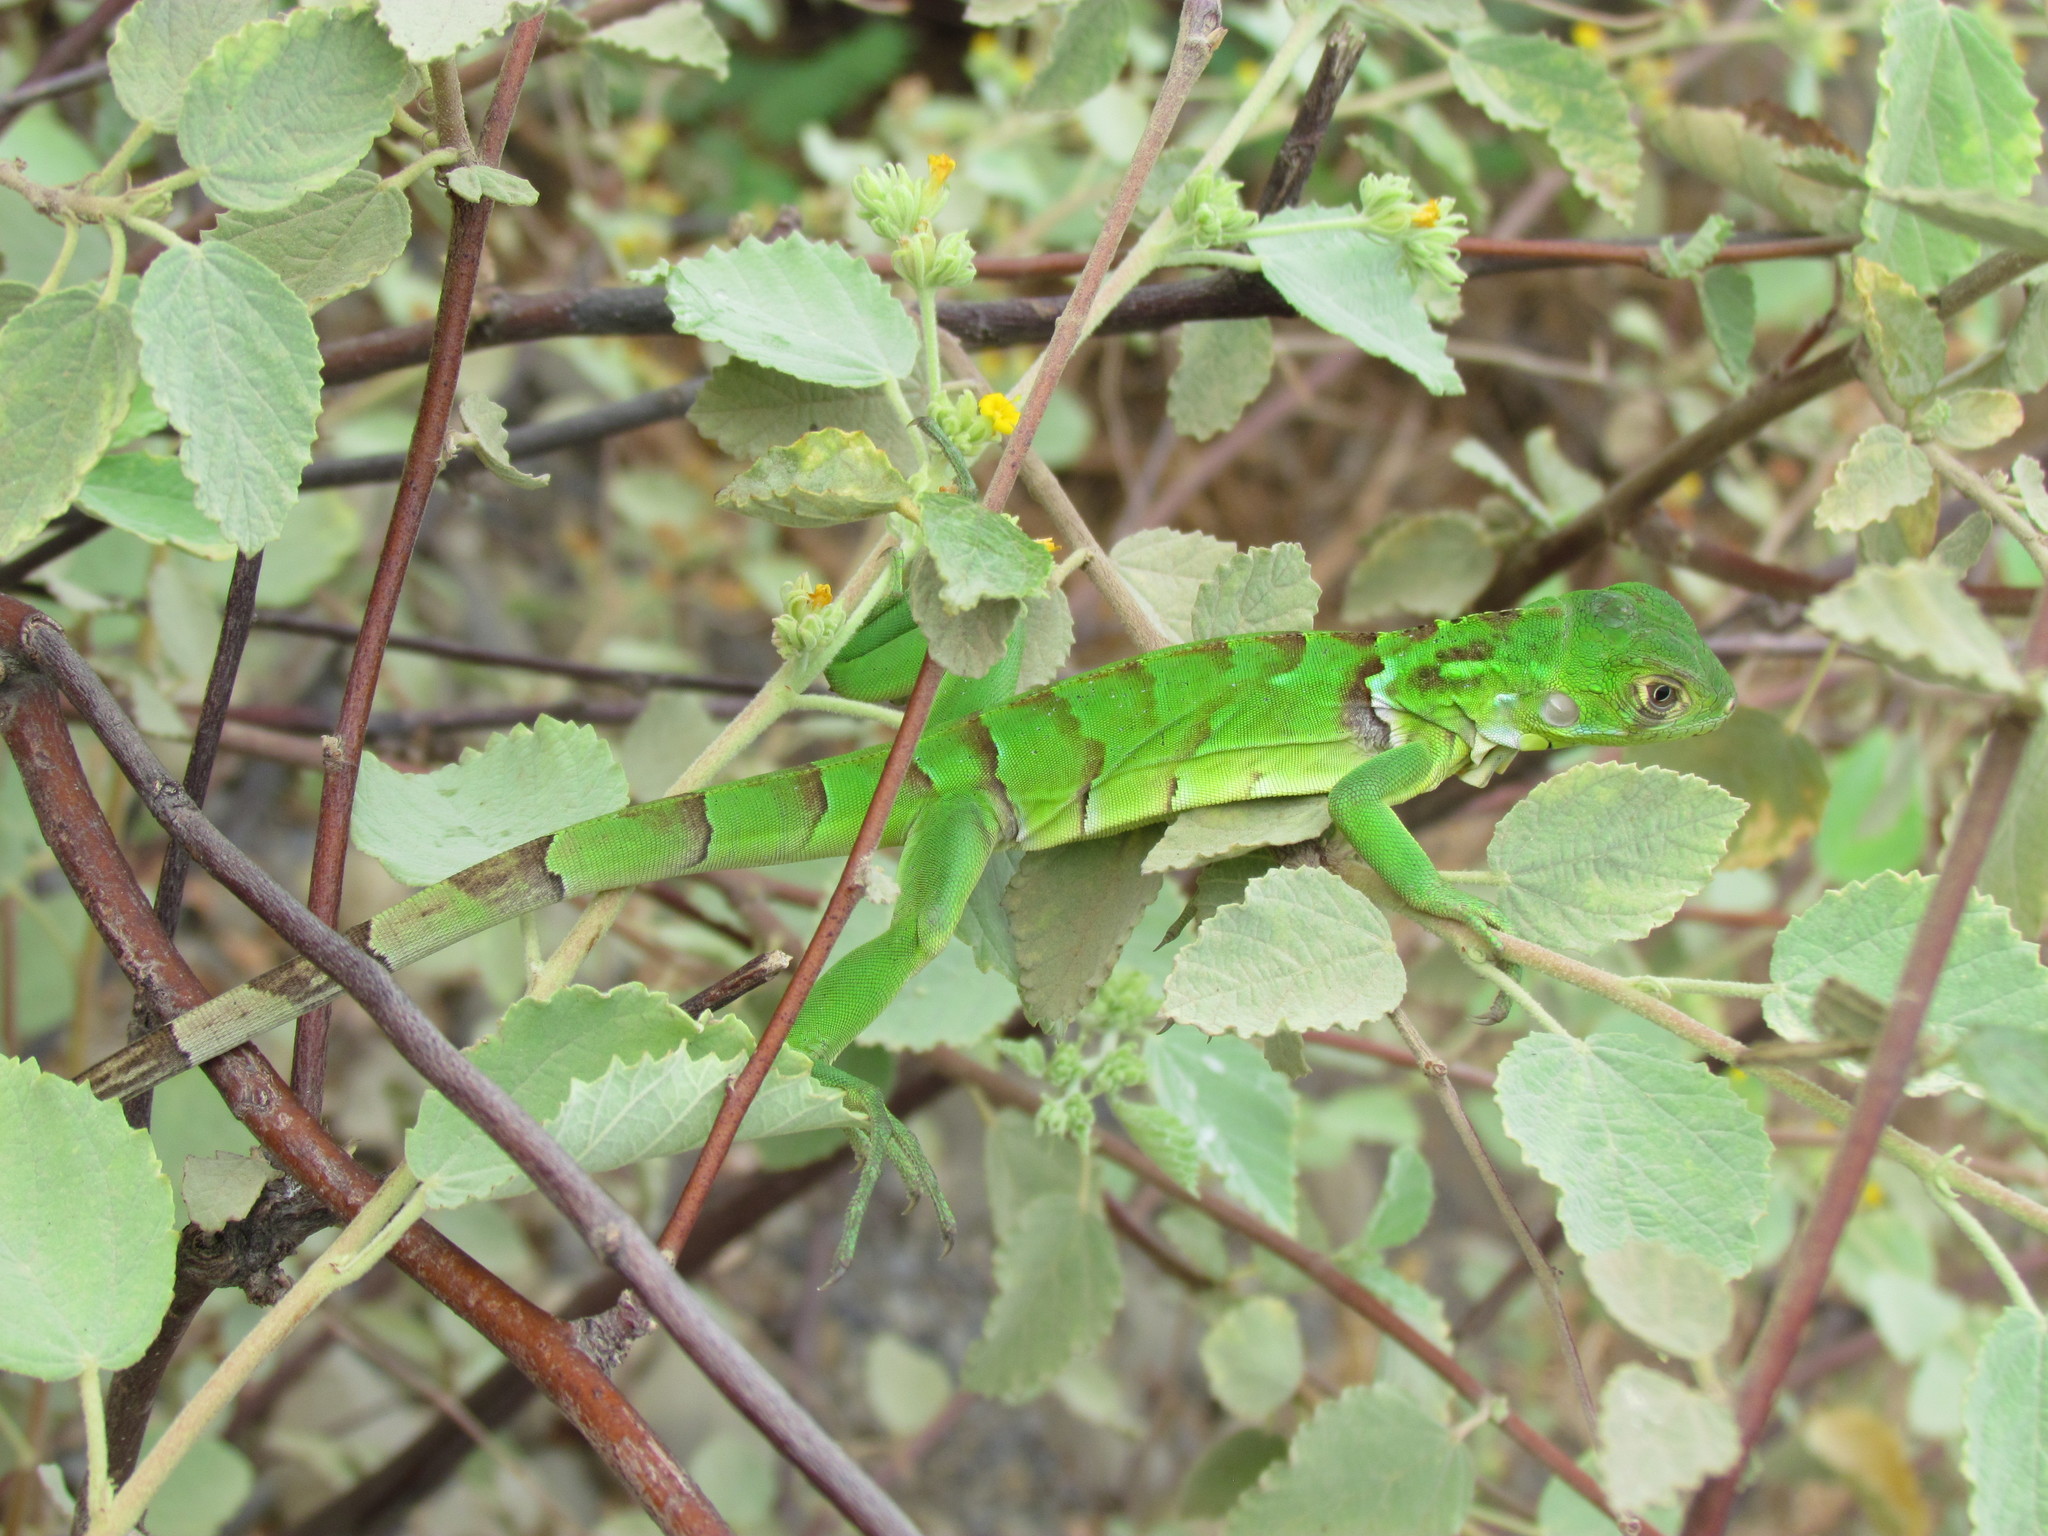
787;792;1005;1278
1328;734;1504;946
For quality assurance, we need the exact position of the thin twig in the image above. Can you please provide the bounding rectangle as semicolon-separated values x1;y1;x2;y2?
1386;1007;1597;1438
295;18;547;1112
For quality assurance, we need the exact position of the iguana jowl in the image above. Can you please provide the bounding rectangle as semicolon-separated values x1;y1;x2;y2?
80;581;1733;1259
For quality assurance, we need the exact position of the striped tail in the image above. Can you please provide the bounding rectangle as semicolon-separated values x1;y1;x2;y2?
79;743;919;1103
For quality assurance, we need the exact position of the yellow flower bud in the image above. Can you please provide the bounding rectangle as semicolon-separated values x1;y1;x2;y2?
979;392;1021;435
928;152;956;189
811;582;833;606
1411;199;1441;229
1571;20;1606;49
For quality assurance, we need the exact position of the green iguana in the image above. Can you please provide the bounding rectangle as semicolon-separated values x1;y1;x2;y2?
81;581;1733;1257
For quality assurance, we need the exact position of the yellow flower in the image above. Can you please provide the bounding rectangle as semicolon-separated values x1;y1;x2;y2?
1036;537;1059;554
1411;199;1441;228
1861;1181;1886;1209
979;391;1021;435
810;582;833;606
928;152;956;189
1571;20;1606;50
1234;58;1262;89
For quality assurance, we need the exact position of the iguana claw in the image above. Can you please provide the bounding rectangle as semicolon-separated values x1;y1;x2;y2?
814;1065;957;1285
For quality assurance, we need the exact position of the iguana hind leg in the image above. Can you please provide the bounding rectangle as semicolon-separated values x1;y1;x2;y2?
787;791;1004;1279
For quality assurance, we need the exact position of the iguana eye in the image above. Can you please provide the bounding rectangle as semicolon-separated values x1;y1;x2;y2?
1540;692;1580;728
1634;677;1685;718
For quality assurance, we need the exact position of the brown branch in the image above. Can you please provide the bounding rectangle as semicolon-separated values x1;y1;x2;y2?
319;235;1856;389
295;18;547;1111
1256;25;1368;216
928;1046;1657;1534
0;598;723;1536
14;607;921;1536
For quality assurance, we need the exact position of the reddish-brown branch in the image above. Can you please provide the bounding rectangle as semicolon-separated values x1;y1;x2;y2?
0;0;133;135
295;17;547;1111
656;655;946;1258
0;601;724;1536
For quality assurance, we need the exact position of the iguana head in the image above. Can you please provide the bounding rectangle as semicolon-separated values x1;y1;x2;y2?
1520;582;1735;746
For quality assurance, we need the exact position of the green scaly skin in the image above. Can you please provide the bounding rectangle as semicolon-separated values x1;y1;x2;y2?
79;582;1733;1268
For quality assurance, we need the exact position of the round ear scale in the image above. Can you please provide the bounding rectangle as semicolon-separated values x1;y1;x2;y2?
1540;691;1580;728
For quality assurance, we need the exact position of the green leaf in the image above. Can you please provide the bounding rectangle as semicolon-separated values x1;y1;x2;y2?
716;427;913;528
921;492;1054;608
1189;542;1319;640
1005;830;1162;1025
1341;512;1497;626
108;0;269;130
983;1108;1086;1235
1624;707;1829;872
454;395;549;488
1767;871;2048;1085
1488;763;1746;950
655;234;918;389
181;1150;277;1233
1168;318;1273;441
961;1190;1123;1402
148;1437;256;1536
863;1333;953;1440
1813;425;1934;533
374;0;549;64
1449;35;1639;219
179;7;409;212
1916;387;2022;450
1862;0;2040;292
1180;1429;1290;1520
1806;558;2022;695
1112;1098;1202;1193
446;164;540;206
689;357;918;472
1654;214;1734;280
1870;184;2048;259
1496;1031;1771;1274
1451;435;1547;522
1108;527;1236;642
1146;1024;1297;1231
1200;1297;1304;1421
1226;1386;1472;1536
407;985;851;1204
1016;588;1074;691
1164;866;1407;1039
589;1;732;79
2018;456;2048;537
1584;1240;1734;1359
1977;723;2048;939
1649;105;1860;234
904;550;1020;679
1018;0;1128;112
205;169;412;310
1358;1142;1433;1252
0;1054;176;1377
1522;426;1601;519
1998;285;2048;393
1144;796;1331;873
0;280;36;332
1249;208;1461;397
1964;1307;2048;1535
133;240;322;552
1597;1364;1740;1512
1697;265;1754;384
1852;257;1946;407
352;716;629;886
0;290;140;559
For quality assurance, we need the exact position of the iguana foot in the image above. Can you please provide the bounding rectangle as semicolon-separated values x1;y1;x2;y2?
813;1065;957;1285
